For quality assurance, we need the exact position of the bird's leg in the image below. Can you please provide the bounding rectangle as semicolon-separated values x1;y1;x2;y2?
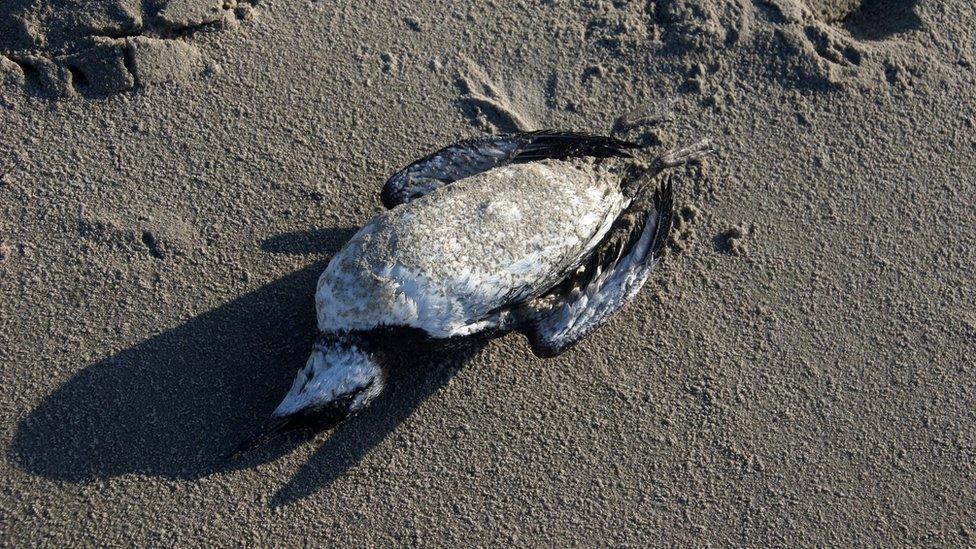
610;102;675;139
621;138;714;196
657;139;715;169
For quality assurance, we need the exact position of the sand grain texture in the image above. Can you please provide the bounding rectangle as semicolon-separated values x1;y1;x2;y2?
1;0;974;545
0;0;251;97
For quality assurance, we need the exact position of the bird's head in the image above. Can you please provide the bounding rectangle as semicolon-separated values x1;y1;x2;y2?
228;334;385;458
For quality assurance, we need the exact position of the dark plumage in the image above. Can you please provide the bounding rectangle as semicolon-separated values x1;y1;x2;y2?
381;131;640;208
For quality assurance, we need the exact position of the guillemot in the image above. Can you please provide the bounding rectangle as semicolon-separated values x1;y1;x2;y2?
229;123;713;457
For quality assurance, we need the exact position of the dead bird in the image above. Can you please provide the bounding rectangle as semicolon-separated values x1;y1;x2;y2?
229;115;712;457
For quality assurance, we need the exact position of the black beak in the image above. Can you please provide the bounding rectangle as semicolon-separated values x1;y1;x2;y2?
226;404;354;460
225;416;298;460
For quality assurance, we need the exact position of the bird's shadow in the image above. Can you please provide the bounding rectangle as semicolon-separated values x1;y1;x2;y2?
9;226;472;503
260;227;358;255
270;344;476;507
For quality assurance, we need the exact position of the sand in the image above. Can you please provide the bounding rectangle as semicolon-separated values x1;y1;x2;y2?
1;0;974;545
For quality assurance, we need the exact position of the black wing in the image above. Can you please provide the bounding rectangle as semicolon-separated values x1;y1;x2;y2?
380;131;640;209
521;177;673;358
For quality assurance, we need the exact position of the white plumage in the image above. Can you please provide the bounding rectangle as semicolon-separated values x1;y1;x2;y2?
316;160;629;338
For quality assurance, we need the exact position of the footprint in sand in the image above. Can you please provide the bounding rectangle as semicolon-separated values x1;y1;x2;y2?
454;58;540;133
625;0;922;91
745;0;923;90
804;0;922;40
0;0;257;98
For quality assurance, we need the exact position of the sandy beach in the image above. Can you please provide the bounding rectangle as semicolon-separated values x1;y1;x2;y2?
2;0;974;544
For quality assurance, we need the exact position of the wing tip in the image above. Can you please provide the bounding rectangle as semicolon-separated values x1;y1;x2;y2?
515;130;641;161
650;177;675;258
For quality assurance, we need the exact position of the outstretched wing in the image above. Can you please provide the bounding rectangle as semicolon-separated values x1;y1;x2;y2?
520;177;674;358
380;131;639;208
